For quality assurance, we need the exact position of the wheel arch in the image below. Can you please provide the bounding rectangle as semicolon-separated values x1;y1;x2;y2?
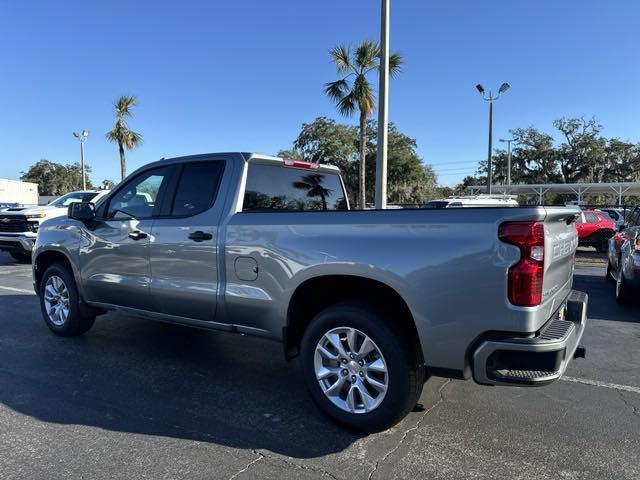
284;274;422;362
33;249;76;295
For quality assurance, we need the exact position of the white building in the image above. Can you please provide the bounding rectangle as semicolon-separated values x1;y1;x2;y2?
0;178;39;205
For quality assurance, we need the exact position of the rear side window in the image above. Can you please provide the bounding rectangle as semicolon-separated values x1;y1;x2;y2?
584;212;599;223
242;163;348;212
171;162;225;216
627;208;640;227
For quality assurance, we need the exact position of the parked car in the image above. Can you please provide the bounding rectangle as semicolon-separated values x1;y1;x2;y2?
606;205;640;303
33;153;587;432
423;195;518;208
575;210;616;252
600;208;625;230
0;190;109;262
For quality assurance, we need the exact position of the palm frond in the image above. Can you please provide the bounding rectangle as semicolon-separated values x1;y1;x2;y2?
125;130;143;150
353;74;375;115
115;95;138;118
324;79;350;102
329;44;352;73
336;91;358;117
354;40;379;70
389;52;403;77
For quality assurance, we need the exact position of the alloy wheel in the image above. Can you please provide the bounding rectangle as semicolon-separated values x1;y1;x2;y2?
314;327;388;414
43;275;70;326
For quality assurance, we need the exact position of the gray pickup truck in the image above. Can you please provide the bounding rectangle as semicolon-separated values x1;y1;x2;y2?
33;152;587;431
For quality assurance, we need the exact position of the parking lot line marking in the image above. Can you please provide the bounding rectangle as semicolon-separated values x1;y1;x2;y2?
0;285;34;294
0;269;31;275
561;376;640;394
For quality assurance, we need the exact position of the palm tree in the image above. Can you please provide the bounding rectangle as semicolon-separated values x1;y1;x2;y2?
325;40;402;208
106;95;142;180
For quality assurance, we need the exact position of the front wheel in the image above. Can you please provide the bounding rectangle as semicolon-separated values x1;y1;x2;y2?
39;263;95;336
300;303;425;432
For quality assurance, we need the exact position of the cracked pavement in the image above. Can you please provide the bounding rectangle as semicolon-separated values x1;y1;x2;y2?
0;254;638;479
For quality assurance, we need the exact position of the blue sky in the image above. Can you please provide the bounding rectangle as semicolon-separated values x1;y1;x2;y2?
1;0;639;187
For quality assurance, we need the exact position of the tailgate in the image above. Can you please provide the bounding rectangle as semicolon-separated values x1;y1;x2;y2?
542;207;579;308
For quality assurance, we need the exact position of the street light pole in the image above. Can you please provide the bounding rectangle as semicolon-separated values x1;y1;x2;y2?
375;0;390;209
476;83;510;195
73;130;90;190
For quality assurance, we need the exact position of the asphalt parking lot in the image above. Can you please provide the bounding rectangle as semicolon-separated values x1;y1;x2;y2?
0;252;638;480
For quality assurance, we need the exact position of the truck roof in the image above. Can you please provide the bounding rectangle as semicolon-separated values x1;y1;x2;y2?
145;152;341;175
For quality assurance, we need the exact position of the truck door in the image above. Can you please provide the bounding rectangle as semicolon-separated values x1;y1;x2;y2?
149;161;226;321
81;166;172;311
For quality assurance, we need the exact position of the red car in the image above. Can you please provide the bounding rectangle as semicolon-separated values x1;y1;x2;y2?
575;210;616;252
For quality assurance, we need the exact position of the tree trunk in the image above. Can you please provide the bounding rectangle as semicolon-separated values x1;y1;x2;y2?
119;143;126;180
358;111;367;209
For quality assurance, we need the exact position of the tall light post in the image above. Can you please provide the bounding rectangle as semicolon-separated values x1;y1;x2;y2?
475;83;510;194
73;130;90;190
499;137;516;186
375;0;390;209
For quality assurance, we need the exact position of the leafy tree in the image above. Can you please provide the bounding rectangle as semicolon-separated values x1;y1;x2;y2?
280;118;438;206
603;139;640;182
325;41;402;208
463;116;640;203
280;117;358;174
364;120;437;205
554;117;606;183
21;160;93;195
106;95;142;180
100;179;116;190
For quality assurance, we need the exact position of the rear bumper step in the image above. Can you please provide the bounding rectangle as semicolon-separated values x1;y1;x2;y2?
472;290;588;386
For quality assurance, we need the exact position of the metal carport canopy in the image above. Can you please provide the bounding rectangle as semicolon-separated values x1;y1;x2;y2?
466;182;640;205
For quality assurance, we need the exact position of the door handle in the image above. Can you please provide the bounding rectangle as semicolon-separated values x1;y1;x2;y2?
128;230;148;240
188;231;213;242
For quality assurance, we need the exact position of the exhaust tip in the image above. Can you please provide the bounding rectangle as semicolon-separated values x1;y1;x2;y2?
574;346;586;359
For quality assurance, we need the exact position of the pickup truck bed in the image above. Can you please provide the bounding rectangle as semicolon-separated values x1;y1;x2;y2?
32;152;587;432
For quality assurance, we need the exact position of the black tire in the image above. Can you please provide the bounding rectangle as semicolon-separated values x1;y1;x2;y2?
10;251;31;263
39;263;95;336
615;272;633;305
605;262;615;283
300;302;425;432
595;238;608;253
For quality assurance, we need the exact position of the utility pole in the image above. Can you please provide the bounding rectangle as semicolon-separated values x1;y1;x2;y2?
499;138;515;186
476;83;510;194
375;0;390;209
73;130;90;190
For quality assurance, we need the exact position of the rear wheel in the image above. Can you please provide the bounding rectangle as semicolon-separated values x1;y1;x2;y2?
605;262;615;283
595;237;609;253
39;263;95;336
10;251;31;263
615;271;633;304
300;302;425;432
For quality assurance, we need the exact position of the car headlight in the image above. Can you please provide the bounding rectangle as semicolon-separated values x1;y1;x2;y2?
26;213;46;219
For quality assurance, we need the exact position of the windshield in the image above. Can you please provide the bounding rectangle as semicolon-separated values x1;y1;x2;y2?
49;192;98;207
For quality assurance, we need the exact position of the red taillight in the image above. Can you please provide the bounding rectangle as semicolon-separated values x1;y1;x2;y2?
282;158;320;169
635;237;640;253
499;221;545;307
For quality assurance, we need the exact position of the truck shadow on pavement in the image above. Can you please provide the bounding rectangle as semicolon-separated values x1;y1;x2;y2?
572;273;639;322
0;294;363;458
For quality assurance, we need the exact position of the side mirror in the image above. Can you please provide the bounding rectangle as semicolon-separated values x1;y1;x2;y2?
68;202;96;222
